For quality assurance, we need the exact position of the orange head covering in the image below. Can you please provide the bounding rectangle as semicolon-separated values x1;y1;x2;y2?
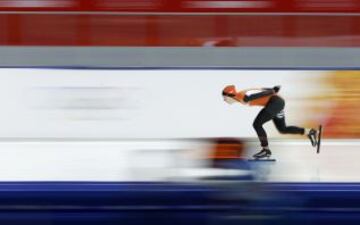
222;85;236;97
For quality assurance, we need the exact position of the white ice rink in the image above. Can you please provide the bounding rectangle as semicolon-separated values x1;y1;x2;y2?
0;139;357;182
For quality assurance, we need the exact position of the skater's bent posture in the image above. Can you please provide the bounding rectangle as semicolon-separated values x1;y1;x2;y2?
222;85;318;159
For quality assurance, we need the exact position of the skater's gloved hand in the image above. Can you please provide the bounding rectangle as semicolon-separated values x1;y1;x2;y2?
273;85;281;93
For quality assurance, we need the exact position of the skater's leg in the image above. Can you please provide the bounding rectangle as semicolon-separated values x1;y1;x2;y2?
273;112;305;135
253;108;274;148
273;110;319;147
252;95;284;159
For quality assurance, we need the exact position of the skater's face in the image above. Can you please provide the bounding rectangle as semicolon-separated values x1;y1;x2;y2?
223;96;237;104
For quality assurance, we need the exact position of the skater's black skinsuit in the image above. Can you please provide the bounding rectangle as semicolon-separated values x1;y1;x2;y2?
253;95;305;147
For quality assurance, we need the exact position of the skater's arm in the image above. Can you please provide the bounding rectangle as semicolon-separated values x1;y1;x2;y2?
243;88;275;102
261;86;281;93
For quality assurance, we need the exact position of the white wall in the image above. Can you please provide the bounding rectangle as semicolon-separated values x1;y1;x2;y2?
0;69;324;138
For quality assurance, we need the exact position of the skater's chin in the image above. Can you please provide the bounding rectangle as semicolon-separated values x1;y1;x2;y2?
224;101;234;105
223;96;237;104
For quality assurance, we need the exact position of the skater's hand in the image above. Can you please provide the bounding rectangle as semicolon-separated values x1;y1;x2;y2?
273;85;281;93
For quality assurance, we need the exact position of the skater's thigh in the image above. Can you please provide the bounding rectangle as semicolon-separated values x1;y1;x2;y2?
272;113;286;129
254;108;274;125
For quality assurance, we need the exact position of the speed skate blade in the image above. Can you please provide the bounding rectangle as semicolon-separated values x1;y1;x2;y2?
317;125;323;154
248;158;276;162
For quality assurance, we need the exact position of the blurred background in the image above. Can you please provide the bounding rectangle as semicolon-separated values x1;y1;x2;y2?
0;0;360;225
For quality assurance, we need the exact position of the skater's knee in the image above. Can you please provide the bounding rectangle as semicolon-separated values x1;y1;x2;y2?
277;127;287;134
253;121;262;130
275;123;287;134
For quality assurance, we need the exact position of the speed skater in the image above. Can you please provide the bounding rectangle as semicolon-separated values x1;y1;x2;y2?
222;85;319;159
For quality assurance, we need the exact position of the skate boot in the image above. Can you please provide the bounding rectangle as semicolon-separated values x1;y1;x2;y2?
307;128;318;147
253;148;272;159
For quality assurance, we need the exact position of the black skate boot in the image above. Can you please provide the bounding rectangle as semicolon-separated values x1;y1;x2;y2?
253;148;272;159
307;128;318;147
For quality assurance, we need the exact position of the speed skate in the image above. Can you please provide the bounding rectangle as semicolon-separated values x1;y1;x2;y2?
249;149;276;162
317;125;323;154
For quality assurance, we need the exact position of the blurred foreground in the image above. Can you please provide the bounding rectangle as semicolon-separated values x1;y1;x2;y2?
0;138;357;182
0;181;357;225
0;137;356;224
